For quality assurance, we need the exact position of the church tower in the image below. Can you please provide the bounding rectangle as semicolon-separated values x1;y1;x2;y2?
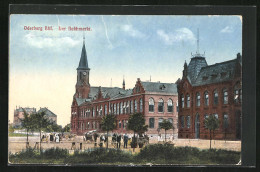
74;36;90;99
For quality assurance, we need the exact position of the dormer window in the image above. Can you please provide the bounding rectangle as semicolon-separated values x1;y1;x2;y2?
211;74;217;79
221;72;227;78
160;84;166;90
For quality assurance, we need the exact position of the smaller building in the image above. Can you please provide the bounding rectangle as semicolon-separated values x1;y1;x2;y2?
13;107;36;127
38;107;57;124
13;106;58;127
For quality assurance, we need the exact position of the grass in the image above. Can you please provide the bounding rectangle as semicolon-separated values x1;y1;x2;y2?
8;133;34;137
9;144;241;165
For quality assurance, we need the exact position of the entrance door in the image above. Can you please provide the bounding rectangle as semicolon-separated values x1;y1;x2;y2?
195;114;200;139
235;111;241;140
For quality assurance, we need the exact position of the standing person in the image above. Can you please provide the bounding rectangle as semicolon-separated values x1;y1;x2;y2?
123;133;128;148
117;133;121;148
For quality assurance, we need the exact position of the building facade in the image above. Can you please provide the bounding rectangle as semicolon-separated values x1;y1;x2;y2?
13;107;36;127
71;38;178;137
177;53;242;140
13;107;57;127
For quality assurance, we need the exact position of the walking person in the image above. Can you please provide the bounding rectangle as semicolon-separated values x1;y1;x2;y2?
117;133;121;148
123;133;128;148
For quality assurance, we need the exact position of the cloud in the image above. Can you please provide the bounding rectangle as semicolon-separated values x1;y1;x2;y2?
220;26;233;33
121;24;146;38
24;33;80;48
157;28;196;45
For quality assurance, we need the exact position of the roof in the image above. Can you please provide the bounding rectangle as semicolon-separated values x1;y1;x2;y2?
77;40;89;70
141;82;177;94
16;107;36;113
76;82;177;106
193;59;238;86
37;107;57;117
187;56;208;84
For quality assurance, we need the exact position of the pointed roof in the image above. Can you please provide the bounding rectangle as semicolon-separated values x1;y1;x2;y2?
77;37;90;70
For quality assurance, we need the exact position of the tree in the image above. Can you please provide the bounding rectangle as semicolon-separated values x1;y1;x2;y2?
30;111;53;151
101;114;117;149
44;123;62;132
127;113;148;151
159;119;173;142
62;124;71;133
204;115;220;149
20;110;35;142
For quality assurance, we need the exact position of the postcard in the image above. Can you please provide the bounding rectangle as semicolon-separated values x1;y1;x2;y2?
9;13;243;165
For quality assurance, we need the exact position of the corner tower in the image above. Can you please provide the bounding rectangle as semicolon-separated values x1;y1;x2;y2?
75;36;90;99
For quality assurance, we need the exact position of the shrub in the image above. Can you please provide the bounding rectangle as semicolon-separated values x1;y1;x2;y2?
41;147;68;159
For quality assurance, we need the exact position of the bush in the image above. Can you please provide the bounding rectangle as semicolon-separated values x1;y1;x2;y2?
41;147;68;159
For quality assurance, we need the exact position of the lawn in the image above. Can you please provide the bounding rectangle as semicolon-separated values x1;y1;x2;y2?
9;144;241;165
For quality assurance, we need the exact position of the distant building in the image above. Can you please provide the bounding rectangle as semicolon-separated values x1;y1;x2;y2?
13;106;57;127
177;52;242;140
71;37;178;137
13;107;36;127
38;107;57;124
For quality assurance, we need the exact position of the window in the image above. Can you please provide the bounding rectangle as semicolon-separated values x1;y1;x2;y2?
167;99;173;112
158;118;163;128
105;104;107;115
113;104;116;114
214;114;218;119
120;102;123;114
186;94;190;108
140;98;143;112
204;91;209;106
180;116;185;128
119;121;121;128
186;116;191;128
168;118;173;124
234;89;239;103
123;102;126;114
213;90;218;105
149;98;154;112
117;103;119;115
181;94;184;108
96;106;99;116
176;102;179;112
100;105;103;116
149;118;154;128
223;89;228;104
196;92;200;107
122;120;125;128
87;122;90;129
158;99;164;112
134;100;137;112
126;101;129;114
223;113;229;129
130;100;133;113
92;107;95;117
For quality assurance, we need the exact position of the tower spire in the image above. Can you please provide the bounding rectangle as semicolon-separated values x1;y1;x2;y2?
197;28;200;54
77;35;89;70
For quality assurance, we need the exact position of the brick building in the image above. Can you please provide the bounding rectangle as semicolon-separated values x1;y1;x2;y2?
13;107;36;127
13;107;57;127
71;38;178;137
177;52;242;140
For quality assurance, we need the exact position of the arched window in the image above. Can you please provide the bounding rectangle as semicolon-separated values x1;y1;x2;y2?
100;105;103;116
119;121;121;128
123;102;126;114
223;88;228;104
113;104;116;114
186;116;191;128
213;89;218;105
117;103;119;115
134;100;137;112
140;98;143;112
130;100;133;113
213;113;218;119
223;113;229;129
92;107;95;117
149;98;154;112
196;92;200;107
167;99;173;112
181;94;184;108
180;116;185;128
158;99;164;112
234;83;240;103
186;94;190;108
126;101;129;114
120;102;123;114
204;91;209;106
105;104;107;115
204;114;209;128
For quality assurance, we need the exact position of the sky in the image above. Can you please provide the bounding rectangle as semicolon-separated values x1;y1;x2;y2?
9;15;242;127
